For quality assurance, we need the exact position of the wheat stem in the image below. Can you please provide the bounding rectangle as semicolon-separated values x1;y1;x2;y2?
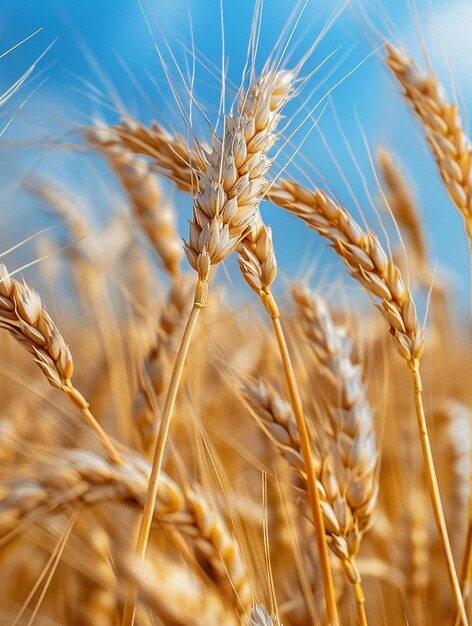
353;579;368;626
409;360;468;626
264;292;339;626
457;521;472;626
122;281;204;626
63;383;122;465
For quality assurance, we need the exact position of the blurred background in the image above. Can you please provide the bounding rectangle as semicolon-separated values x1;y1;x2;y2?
0;0;470;309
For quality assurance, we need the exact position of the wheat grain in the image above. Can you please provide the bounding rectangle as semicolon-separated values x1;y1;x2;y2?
249;604;276;626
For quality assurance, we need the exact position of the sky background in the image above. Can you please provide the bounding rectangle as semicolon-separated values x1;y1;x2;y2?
0;0;471;309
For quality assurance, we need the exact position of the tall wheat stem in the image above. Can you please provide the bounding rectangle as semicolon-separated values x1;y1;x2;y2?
409;360;468;626
262;291;340;626
121;278;205;626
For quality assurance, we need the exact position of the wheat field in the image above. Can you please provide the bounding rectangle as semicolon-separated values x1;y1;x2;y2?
1;2;472;625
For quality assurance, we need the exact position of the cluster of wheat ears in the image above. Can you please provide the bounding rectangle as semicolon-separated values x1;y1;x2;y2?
2;7;472;626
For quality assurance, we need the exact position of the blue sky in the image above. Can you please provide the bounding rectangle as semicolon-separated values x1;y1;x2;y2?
1;0;471;307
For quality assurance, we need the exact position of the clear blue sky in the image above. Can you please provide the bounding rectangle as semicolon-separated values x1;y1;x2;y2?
0;0;471;307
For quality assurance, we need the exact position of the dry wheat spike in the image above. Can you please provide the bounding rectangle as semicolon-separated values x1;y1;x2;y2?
377;148;429;278
183;69;294;305
85;129;182;277
119;554;236;626
0;447;251;611
268;181;423;362
92;117;205;193
293;285;378;625
0;263;121;464
385;43;472;239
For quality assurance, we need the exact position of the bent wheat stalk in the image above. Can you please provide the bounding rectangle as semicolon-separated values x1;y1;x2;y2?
239;218;339;625
269;179;468;625
385;45;472;616
0;263;122;465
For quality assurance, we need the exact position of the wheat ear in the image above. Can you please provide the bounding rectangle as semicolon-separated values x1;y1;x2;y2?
96;117;206;193
0;447;250;611
85;129;182;277
0;263;122;465
293;285;378;626
243;380;348;620
377;148;451;338
269;179;468;625
122;70;295;626
385;43;472;240
377;148;430;281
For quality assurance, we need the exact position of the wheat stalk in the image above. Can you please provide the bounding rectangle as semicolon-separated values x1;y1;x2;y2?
0;263;122;465
268;179;468;625
132;276;193;454
122;68;296;626
238;211;339;625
